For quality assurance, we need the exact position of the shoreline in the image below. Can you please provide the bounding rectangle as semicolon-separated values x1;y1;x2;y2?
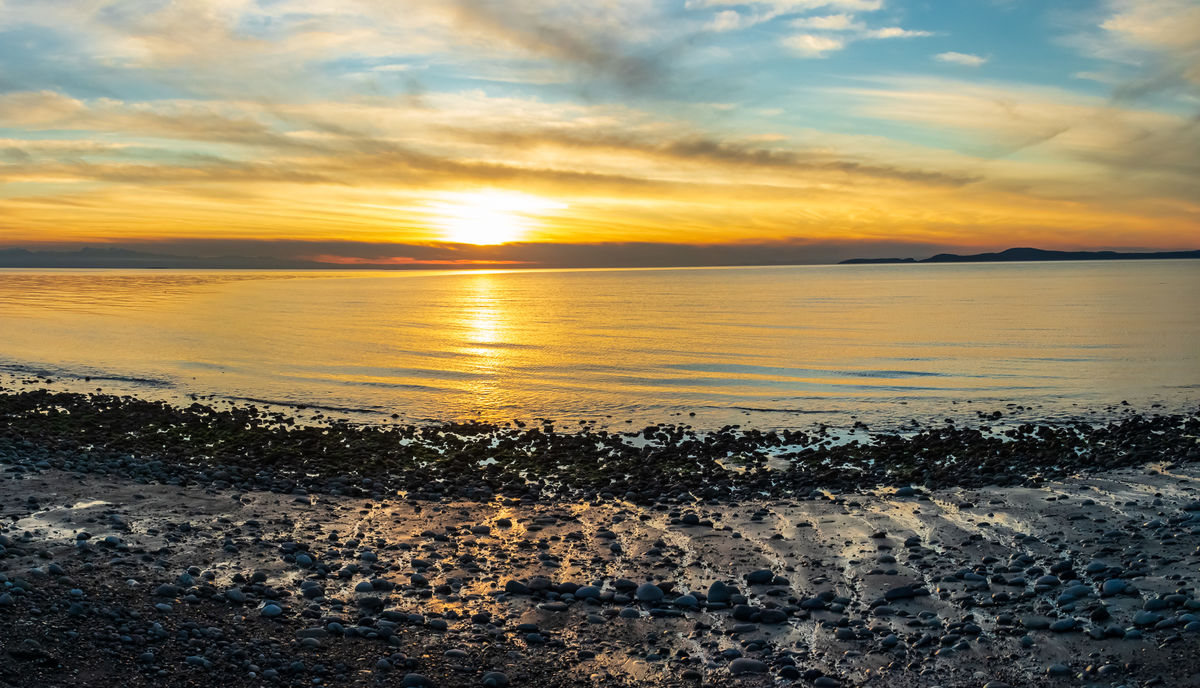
1;388;1197;503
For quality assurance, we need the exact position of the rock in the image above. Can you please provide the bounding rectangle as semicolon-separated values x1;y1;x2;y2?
732;604;755;621
729;658;767;676
401;674;434;688
745;569;773;585
759;608;788;624
1047;664;1070;676
261;603;283;617
1134;611;1162;626
707;581;735;604
358;596;384;611
224;588;246;603
635;582;664;603
1049;618;1076;632
1062;584;1091;600
673;594;699;609
481;671;509;687
884;585;916;601
895;486;918;497
152;584;181;597
505;580;531;595
575;585;601;600
814;678;840;688
1100;579;1126;596
1021;616;1052;630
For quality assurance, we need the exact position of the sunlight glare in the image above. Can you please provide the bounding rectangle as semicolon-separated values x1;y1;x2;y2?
429;190;566;245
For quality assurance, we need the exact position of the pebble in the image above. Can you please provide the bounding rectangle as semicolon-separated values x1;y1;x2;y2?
707;581;735;604
729;658;767;676
745;569;773;585
481;671;509;687
635;582;664;603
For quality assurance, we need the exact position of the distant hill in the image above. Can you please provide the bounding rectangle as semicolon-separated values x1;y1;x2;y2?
841;247;1200;265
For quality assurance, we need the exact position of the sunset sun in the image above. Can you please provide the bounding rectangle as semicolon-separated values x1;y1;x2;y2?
428;190;566;245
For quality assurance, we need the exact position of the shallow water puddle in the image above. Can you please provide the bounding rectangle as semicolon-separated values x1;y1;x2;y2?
17;499;113;541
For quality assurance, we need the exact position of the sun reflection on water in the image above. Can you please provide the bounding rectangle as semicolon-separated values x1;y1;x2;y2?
455;275;509;409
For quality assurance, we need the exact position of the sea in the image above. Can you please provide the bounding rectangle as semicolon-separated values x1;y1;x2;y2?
1;261;1197;432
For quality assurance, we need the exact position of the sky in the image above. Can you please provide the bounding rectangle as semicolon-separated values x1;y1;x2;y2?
0;0;1197;265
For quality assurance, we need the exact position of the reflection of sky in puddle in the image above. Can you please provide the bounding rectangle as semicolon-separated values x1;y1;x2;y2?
17;500;113;540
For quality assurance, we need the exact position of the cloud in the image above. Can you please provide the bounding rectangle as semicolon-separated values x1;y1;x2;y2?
783;33;846;57
790;14;863;30
865;27;932;39
689;0;883;12
835;76;1200;202
0;0;689;99
783;20;931;57
441;0;676;93
696;0;883;34
706;10;748;32
935;51;987;67
1072;0;1200;100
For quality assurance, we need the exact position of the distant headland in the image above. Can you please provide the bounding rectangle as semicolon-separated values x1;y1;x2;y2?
840;246;1200;265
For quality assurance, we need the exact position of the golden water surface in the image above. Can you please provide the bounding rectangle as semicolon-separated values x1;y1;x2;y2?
0;262;1197;429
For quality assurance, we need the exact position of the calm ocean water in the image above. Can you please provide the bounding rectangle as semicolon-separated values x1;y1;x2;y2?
0;262;1197;430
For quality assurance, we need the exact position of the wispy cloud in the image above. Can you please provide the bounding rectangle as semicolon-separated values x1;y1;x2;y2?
790;14;864;30
1071;0;1200;100
697;0;885;34
865;27;931;39
783;19;932;57
689;0;884;11
783;34;847;57
935;51;987;67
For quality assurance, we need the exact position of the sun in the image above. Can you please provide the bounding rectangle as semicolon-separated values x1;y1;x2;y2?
428;190;566;245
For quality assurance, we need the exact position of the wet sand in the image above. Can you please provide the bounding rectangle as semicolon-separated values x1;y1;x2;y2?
2;461;1199;687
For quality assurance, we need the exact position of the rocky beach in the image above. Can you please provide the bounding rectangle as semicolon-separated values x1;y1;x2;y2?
0;389;1198;687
